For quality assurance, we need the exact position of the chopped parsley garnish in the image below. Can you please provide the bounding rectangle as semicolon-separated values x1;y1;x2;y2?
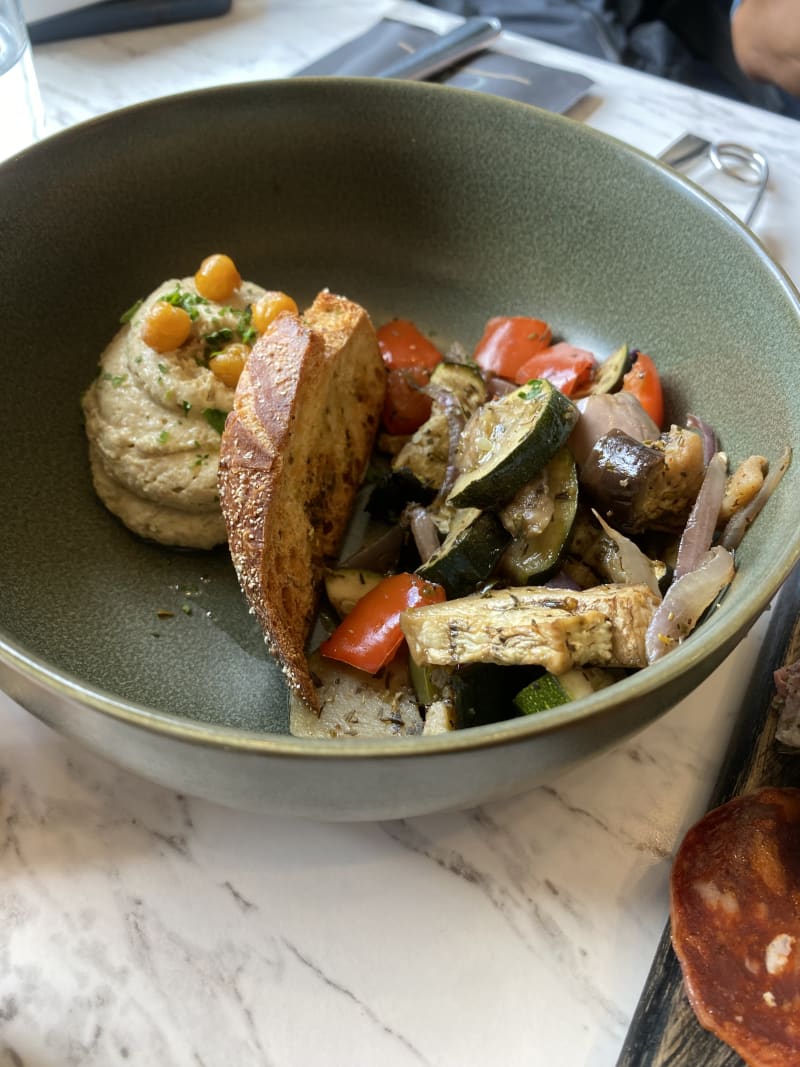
237;305;258;346
119;299;142;324
203;327;234;351
160;286;209;321
181;400;192;415
517;381;545;401
158;363;169;375
202;408;227;435
103;372;127;387
158;430;170;444
201;325;238;365
191;307;258;365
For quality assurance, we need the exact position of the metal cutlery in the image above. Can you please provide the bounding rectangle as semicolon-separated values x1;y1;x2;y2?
374;15;502;81
659;132;769;226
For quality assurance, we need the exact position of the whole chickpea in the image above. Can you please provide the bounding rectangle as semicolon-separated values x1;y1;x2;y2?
251;291;298;333
195;254;242;302
142;302;193;352
209;343;250;388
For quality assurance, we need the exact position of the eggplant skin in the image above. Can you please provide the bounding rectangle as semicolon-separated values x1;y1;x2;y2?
579;429;663;533
580;427;705;535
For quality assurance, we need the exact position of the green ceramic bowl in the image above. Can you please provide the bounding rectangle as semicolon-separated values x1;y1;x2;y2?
1;79;798;820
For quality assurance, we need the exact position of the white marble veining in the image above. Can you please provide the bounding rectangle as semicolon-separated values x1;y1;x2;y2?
2;3;798;1064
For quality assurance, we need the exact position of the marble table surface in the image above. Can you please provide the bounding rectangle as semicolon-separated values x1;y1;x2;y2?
3;2;799;1064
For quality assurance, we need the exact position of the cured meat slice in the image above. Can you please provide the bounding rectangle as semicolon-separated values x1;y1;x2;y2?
670;787;800;1066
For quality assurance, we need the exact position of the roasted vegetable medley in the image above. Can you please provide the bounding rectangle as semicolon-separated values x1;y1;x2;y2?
299;313;791;738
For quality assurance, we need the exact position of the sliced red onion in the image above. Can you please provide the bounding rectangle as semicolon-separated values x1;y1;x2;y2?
673;451;728;580
569;392;660;467
425;381;468;499
543;570;582;591
341;524;406;571
444;341;470;365
406;504;440;564
592;509;661;596
686;413;718;467
486;375;517;398
645;545;735;663
720;446;792;551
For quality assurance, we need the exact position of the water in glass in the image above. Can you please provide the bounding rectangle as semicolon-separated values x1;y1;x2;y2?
0;1;44;161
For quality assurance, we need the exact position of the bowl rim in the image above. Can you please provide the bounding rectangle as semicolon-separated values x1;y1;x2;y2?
2;76;799;759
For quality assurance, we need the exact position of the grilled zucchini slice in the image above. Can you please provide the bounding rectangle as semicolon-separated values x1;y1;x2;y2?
417;507;509;598
452;664;537;727
392;361;487;492
499;447;578;584
447;379;578;509
580;343;632;397
513;666;623;715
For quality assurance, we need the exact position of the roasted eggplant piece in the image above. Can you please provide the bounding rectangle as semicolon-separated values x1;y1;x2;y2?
569;390;659;467
401;583;659;672
579;426;704;534
579;429;663;532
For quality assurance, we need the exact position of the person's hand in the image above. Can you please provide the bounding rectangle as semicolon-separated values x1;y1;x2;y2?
731;0;800;95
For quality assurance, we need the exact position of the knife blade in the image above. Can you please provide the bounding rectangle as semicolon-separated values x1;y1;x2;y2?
294;17;593;116
374;16;502;81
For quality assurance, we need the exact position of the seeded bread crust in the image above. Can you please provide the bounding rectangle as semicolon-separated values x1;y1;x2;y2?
218;291;386;710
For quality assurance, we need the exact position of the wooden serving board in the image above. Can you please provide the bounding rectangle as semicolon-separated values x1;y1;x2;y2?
616;560;800;1067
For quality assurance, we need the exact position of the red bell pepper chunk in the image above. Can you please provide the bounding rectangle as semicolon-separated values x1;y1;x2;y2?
382;366;434;435
472;316;552;379
320;573;446;675
377;319;443;434
377;319;443;372
512;341;597;396
622;350;664;428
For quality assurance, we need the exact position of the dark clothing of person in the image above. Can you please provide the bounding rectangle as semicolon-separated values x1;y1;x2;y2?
421;0;800;118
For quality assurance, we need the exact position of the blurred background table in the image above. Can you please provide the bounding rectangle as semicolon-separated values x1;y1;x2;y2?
2;2;798;1064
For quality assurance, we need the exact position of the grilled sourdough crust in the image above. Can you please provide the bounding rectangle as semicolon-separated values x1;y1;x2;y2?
218;291;386;710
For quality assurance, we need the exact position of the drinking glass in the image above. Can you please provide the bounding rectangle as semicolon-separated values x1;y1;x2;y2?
0;0;44;161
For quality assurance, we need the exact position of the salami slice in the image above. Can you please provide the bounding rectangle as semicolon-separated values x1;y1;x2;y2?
670;787;800;1066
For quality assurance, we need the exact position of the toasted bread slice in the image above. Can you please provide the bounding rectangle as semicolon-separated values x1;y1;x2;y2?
218;291;386;710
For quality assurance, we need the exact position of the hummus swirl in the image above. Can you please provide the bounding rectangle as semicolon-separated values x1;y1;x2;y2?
82;276;266;548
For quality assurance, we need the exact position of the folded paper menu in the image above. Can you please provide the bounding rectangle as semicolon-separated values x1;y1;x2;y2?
296;18;593;114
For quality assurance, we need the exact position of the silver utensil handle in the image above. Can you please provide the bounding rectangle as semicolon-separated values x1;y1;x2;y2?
375;16;502;81
708;142;769;227
658;133;769;228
